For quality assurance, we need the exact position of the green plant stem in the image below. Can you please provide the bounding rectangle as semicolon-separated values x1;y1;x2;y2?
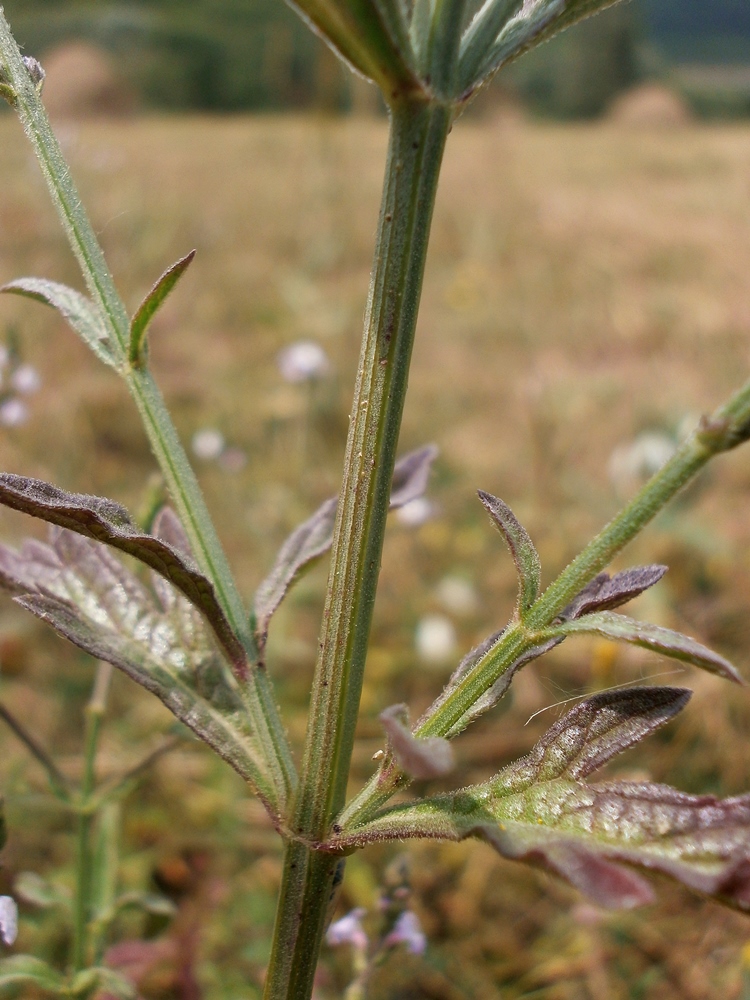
72;662;111;972
263;95;452;1000
339;379;750;830
0;702;70;801
0;12;295;811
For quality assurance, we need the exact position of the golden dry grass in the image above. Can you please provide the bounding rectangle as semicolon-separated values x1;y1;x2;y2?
1;111;750;998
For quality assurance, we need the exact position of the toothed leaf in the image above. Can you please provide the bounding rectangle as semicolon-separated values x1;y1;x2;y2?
0;278;115;367
550;611;743;684
380;704;455;779
560;565;668;620
335;687;750;912
129;250;195;366
254;445;437;649
0;527;277;811
478;491;540;615
0;475;247;675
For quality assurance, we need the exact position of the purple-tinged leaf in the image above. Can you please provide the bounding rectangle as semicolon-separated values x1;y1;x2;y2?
0;474;247;676
253;445;438;650
0;277;115;367
477;491;540;616
389;444;438;507
551;611;743;685
332;688;750;912
129;250;196;367
380;704;454;780
560;565;668;621
490;686;691;789
0;528;278;813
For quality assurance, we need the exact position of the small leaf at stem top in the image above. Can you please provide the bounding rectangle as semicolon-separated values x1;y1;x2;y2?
1;278;116;367
477;490;540;616
128;250;195;368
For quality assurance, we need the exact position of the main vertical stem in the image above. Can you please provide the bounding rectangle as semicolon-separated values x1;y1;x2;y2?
263;96;452;1000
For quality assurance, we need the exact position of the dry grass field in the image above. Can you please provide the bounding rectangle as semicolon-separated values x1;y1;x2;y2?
1;110;750;998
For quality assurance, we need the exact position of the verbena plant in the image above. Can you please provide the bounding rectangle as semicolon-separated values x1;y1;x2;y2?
2;1;750;997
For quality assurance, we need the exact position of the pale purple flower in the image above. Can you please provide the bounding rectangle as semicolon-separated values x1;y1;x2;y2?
383;911;426;955
11;364;41;395
0;399;28;427
0;896;17;946
277;341;330;383
326;908;368;951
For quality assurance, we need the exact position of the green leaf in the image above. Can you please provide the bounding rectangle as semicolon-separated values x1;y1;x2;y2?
0;477;247;678
254;445;437;651
549;611;744;684
0;278;116;367
128;250;195;367
333;687;750;911
0;955;65;994
91;802;120;923
14;871;70;911
477;491;540;615
458;0;523;89
70;967;136;1000
286;0;421;99
459;0;627;93
0;527;278;812
380;704;454;779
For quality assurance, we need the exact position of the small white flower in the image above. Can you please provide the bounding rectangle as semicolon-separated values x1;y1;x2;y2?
395;497;434;527
608;431;676;495
326;908;368;951
0;896;18;946
277;341;330;383
436;576;478;617
415;614;457;666
384;911;426;955
0;398;28;427
191;428;225;461
11;365;41;395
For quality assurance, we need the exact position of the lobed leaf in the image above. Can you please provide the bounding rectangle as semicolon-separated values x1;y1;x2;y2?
253;445;438;650
128;250;196;367
334;687;750;911
380;703;455;779
477;490;541;615
0;475;247;676
0;277;116;367
0;527;278;812
550;611;744;685
559;564;668;620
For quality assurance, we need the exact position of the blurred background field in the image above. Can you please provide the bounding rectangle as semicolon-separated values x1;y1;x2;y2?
1;5;750;998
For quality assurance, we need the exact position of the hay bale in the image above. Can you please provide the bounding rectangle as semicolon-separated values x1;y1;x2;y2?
39;41;136;120
608;83;692;127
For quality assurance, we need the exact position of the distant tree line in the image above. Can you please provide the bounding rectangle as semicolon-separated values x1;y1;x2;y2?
2;0;748;115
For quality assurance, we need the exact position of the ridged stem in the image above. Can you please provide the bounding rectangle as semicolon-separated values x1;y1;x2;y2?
263;95;452;1000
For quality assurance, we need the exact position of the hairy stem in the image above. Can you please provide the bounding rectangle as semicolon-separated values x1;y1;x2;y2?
263;95;452;1000
0;12;295;811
